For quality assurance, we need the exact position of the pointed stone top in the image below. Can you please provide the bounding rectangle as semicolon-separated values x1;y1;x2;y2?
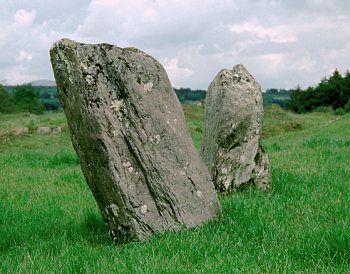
214;63;258;89
51;38;144;57
52;38;78;48
52;38;121;51
232;63;249;73
230;64;256;84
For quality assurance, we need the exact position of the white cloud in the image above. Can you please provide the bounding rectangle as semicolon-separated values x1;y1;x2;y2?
296;56;316;73
14;9;36;26
163;58;194;87
228;20;297;44
258;53;289;76
231;40;263;56
4;64;38;84
0;0;350;89
322;41;350;73
16;50;33;62
305;0;336;9
337;15;348;20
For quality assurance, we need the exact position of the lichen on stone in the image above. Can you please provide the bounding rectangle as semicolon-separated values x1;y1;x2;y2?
110;99;123;112
143;82;153;93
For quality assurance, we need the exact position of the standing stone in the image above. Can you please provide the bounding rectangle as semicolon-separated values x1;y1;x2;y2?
201;64;270;193
50;39;221;240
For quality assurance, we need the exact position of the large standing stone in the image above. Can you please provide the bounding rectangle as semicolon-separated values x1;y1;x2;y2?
50;39;221;240
201;64;270;193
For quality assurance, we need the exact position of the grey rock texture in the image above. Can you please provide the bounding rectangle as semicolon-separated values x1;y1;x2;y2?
50;39;221;240
201;64;270;193
37;126;52;134
12;127;29;136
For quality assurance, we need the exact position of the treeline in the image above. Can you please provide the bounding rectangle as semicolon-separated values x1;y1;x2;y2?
5;85;60;111
174;88;206;103
0;84;45;114
0;85;208;114
288;69;350;114
263;89;290;108
175;88;291;107
0;84;291;114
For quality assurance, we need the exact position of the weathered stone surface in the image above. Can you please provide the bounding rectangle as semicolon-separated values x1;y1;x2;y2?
52;126;64;133
201;64;270;192
12;127;29;136
50;39;221;240
37;126;52;134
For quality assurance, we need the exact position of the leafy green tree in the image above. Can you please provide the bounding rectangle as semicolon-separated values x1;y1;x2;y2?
0;84;15;113
288;85;307;113
12;84;45;114
344;100;350;113
174;88;206;103
321;69;344;109
287;69;350;113
344;70;350;107
266;88;279;94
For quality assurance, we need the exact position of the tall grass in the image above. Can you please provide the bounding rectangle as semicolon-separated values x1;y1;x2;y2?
0;106;349;272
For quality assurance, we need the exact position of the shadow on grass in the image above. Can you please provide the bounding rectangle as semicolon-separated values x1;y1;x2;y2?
79;211;113;246
0;209;119;257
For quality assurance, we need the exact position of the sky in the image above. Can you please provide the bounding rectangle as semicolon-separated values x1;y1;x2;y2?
1;0;350;90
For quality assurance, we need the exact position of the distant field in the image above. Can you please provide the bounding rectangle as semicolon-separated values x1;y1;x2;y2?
1;105;349;272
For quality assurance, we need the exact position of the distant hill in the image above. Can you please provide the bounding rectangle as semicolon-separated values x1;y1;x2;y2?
29;80;56;87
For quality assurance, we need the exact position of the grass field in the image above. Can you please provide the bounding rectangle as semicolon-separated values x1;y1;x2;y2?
1;105;349;272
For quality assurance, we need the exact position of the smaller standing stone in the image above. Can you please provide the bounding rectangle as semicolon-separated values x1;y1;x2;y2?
201;64;270;192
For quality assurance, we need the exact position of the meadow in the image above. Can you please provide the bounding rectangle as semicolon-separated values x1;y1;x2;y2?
0;104;349;273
